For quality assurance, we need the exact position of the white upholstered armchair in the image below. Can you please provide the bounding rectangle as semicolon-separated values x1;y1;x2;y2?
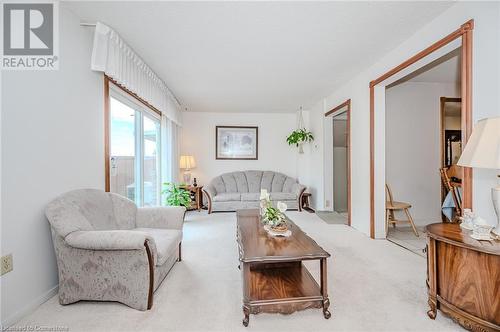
45;189;185;311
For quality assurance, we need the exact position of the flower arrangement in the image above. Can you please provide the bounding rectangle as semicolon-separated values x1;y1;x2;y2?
260;189;288;232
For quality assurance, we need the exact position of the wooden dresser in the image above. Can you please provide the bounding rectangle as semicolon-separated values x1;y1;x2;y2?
425;223;500;331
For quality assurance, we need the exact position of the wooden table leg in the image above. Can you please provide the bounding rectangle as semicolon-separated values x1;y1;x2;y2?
320;258;331;319
242;305;250;327
241;262;251;326
427;239;437;319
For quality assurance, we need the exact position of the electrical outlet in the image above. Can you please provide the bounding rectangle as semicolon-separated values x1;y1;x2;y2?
325;200;330;207
1;254;13;276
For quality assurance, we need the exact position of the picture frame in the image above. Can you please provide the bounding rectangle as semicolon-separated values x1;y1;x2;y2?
216;126;258;160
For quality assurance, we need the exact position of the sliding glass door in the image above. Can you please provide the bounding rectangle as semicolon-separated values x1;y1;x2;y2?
109;85;161;206
143;115;161;206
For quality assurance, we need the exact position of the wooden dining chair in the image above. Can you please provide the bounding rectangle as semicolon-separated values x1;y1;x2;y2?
385;184;419;237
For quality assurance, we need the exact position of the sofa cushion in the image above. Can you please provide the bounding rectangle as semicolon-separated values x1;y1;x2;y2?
233;172;249;193
68;189;119;230
213;193;241;202
270;192;297;201
260;171;275;192
110;193;137;230
271;173;287;192
212;177;226;194
241;193;260;201
245;171;263;192
134;228;181;266
282;177;296;193
221;174;238;192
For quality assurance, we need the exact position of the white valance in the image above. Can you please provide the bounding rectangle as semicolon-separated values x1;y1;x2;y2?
91;22;182;126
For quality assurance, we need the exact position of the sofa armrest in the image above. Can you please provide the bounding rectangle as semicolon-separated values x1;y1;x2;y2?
203;185;216;198
292;183;306;197
202;185;216;214
135;206;186;230
61;230;156;310
65;230;154;251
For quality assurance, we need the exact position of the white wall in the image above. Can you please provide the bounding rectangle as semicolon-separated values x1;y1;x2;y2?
333;147;348;212
1;8;104;325
180;112;299;186
385;82;459;225
299;104;324;210
310;2;500;236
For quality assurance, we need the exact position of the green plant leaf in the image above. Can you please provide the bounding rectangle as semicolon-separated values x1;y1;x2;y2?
286;128;314;146
162;182;192;208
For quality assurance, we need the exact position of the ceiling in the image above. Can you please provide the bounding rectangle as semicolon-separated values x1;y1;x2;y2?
64;1;454;113
393;47;461;85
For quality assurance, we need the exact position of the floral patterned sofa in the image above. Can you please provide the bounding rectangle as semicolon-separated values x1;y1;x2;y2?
45;189;185;310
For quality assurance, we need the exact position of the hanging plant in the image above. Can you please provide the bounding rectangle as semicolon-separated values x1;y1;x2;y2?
286;128;314;147
287;106;313;153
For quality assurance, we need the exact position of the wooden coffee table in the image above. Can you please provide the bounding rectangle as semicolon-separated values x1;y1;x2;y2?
236;209;331;327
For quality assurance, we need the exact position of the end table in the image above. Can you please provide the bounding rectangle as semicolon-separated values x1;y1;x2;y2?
182;185;204;211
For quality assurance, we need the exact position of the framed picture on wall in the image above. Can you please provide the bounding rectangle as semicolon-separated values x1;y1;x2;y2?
216;126;258;160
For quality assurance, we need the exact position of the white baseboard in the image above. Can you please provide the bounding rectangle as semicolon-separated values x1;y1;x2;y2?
1;285;58;328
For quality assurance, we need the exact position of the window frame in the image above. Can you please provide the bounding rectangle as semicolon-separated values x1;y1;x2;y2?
104;75;162;206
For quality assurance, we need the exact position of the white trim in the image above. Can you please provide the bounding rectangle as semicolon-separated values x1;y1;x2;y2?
1;285;59;328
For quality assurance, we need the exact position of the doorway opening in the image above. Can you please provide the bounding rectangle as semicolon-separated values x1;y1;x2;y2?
369;20;473;239
320;100;351;226
384;48;462;255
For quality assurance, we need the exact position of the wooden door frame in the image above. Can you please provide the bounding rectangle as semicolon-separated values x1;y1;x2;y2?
104;75;110;192
104;74;163;193
369;20;474;239
325;99;351;226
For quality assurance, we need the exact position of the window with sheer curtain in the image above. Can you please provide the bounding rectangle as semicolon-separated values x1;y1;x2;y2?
108;82;162;206
92;22;181;205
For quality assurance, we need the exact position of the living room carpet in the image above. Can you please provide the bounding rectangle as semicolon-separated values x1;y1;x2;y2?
15;211;457;331
316;211;348;225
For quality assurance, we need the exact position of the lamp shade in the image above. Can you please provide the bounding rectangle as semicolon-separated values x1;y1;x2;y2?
179;155;196;169
457;117;500;169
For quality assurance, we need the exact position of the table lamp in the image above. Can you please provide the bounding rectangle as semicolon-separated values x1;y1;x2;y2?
457;116;500;235
179;155;196;185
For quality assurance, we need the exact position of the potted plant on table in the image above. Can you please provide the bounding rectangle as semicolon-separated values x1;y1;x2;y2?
286;128;314;154
162;182;192;208
260;190;289;236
